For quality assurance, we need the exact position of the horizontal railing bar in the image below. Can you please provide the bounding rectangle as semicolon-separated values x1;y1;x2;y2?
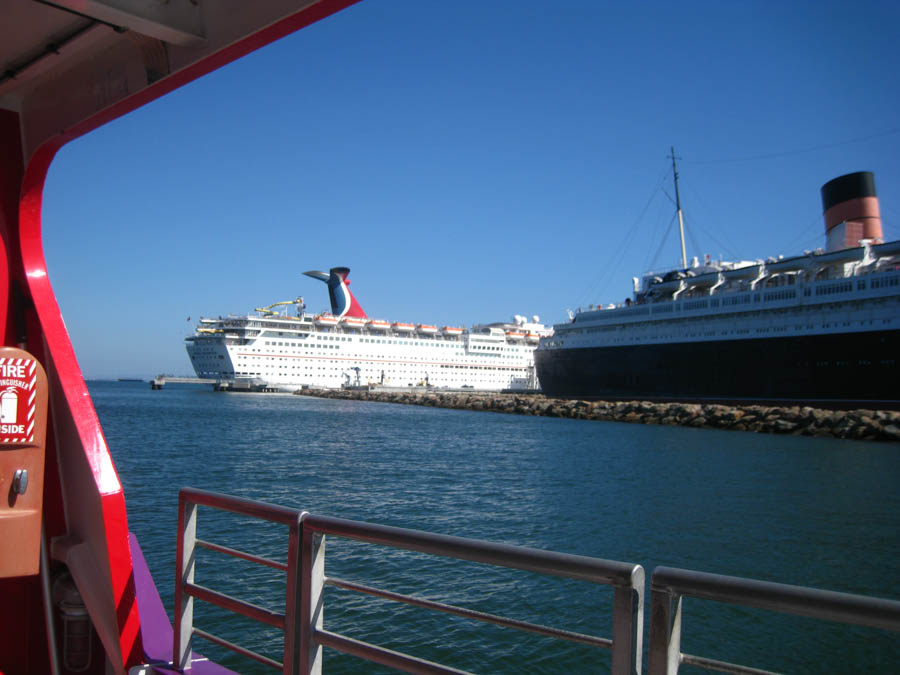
653;566;900;632
197;538;288;571
302;513;640;586
326;576;613;649
181;487;303;526
680;652;783;675
185;582;285;629
192;627;283;671
315;627;471;675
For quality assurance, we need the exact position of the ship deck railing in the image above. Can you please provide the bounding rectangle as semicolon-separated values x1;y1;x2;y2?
173;488;900;675
174;487;644;674
647;566;900;674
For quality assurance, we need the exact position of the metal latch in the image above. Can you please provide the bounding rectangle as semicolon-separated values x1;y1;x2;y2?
12;469;27;495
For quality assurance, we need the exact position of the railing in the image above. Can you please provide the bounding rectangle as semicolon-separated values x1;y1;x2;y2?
647;566;900;674
174;488;306;672
174;488;900;674
174;487;644;674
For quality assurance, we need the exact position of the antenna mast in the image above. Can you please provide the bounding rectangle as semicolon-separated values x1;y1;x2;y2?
669;146;687;269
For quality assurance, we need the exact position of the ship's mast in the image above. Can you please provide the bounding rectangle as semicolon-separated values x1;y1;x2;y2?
670;146;688;269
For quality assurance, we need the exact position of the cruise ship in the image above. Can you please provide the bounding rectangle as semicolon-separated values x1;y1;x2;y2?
535;169;900;407
186;267;552;392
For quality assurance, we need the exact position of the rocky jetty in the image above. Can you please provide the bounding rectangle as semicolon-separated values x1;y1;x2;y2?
297;389;900;442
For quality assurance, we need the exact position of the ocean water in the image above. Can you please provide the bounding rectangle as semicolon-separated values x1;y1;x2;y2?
89;381;900;673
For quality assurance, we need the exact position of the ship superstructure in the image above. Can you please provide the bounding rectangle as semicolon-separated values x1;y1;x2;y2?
535;170;900;406
186;267;552;392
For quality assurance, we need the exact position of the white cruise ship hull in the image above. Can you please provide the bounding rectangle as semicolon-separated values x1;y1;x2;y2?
187;327;539;392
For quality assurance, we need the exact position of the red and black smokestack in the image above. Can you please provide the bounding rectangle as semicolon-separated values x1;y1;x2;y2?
821;171;882;251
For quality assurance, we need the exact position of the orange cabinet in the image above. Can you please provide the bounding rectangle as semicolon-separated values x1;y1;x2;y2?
0;347;49;578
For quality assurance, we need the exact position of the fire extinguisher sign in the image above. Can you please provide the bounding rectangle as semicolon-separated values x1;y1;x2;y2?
0;357;38;443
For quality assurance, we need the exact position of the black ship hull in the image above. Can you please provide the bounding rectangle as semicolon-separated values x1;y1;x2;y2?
534;330;900;408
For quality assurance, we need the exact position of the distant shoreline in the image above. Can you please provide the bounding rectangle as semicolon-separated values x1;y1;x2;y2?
298;389;900;443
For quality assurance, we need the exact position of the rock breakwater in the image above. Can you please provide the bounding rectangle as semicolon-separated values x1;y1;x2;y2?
297;389;900;442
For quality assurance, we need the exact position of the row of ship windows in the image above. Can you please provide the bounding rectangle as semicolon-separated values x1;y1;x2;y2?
236;352;524;362
806;359;896;367
439;364;525;371
563;300;895;336
210;365;522;373
764;290;797;302
232;358;523;369
197;366;519;383
544;318;890;347
580;275;899;319
201;359;526;371
264;337;523;352
816;282;853;295
191;354;529;369
251;347;523;359
717;290;801;305
224;365;525;373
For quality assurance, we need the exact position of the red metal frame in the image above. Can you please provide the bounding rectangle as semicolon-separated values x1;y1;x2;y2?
0;2;360;672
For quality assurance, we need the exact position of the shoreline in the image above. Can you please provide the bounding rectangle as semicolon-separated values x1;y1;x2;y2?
297;389;900;443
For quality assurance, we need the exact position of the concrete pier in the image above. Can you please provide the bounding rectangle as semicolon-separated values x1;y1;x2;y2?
150;376;216;390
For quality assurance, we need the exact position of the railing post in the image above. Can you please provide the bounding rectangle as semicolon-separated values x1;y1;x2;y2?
284;513;305;675
610;565;644;675
298;526;325;675
648;585;682;675
174;497;198;671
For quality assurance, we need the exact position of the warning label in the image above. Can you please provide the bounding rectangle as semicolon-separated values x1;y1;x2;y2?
0;358;37;444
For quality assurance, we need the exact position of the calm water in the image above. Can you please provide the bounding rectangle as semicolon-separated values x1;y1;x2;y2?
89;381;900;673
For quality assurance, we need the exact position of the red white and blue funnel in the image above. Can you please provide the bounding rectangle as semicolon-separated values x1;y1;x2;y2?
303;267;368;318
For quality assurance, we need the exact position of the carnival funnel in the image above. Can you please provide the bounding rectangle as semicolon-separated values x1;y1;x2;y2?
303;267;368;318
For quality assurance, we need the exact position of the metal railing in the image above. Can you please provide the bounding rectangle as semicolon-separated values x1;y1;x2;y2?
174;488;900;674
647;566;900;674
174;487;645;674
174;488;306;672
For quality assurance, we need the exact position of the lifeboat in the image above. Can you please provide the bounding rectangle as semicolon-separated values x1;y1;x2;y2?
340;316;367;328
392;322;415;333
441;326;464;336
417;324;438;335
314;314;339;327
526;332;541;343
367;319;391;331
505;330;526;341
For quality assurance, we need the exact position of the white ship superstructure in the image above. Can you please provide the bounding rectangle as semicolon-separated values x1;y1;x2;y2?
186;267;551;392
542;238;900;352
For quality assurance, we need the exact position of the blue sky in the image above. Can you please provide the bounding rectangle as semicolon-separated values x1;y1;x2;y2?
42;0;900;379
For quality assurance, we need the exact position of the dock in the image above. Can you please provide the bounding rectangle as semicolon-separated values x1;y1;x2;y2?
150;376;216;390
150;376;279;392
